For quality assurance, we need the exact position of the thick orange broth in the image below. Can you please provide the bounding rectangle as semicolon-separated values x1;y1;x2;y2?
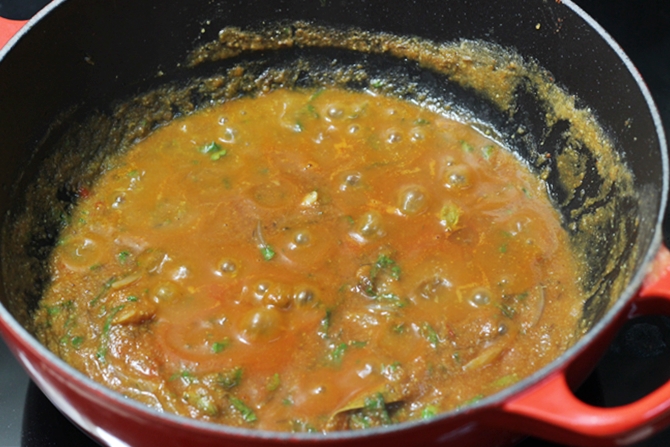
35;88;584;432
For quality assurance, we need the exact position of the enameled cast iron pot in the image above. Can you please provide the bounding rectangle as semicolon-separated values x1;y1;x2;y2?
1;1;670;446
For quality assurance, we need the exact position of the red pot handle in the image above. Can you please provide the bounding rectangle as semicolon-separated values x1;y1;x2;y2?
497;245;670;446
0;17;28;50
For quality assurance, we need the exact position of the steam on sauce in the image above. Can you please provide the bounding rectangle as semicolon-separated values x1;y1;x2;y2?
35;88;584;432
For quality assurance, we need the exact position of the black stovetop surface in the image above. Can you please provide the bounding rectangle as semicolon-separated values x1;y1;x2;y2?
2;0;670;446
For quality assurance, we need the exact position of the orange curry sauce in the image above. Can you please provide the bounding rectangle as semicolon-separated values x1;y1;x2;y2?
35;88;584;432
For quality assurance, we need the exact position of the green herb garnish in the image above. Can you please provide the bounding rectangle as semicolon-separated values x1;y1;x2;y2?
499;303;515;319
117;250;130;264
194;395;218;416
481;145;495;160
460;140;475;152
217;367;243;389
211;338;230;354
89;277;116;307
199;141;227;160
362;393;392;426
439;203;461;231
330;342;348;364
318;309;332;338
364;254;402;297
96;304;125;361
169;370;196;384
421;323;440;348
491;374;519;389
229;396;257;423
260;245;275;261
71;335;85;348
421;404;439;419
267;373;281;391
370;79;384;88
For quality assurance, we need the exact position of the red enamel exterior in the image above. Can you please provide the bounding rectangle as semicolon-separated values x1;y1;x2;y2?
0;17;26;50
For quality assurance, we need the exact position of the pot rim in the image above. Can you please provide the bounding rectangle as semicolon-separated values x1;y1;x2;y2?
0;0;668;442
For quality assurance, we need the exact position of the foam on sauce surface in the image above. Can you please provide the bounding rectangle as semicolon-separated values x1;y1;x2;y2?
35;88;584;432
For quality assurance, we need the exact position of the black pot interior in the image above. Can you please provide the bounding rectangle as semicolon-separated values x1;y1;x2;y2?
0;0;664;365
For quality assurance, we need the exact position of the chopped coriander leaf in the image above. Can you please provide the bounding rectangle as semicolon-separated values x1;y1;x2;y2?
305;104;319;119
482;145;495;159
499;303;516;319
126;295;138;302
363;393;392;425
102;305;124;335
96;305;125;361
209;149;227;161
194;394;218;416
375;254;395;269
89;277;117;307
117;251;130;264
439;203;461;231
71;335;85;348
421;404;439;419
379;293;407;308
211;339;230;354
196;141;228;160
260;245;275;261
413;118;430;125
460;140;475;152
318;309;332;338
267;373;281;391
491;374;519;389
330;342;348;364
421;323;440;348
199;141;222;154
229;396;257;422
367;254;401;291
217;367;243;389
169;369;195;383
370;79;384;88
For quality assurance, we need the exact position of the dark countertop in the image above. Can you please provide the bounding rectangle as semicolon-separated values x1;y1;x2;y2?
1;0;670;446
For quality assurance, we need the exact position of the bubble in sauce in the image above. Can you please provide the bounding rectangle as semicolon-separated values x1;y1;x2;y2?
398;186;428;215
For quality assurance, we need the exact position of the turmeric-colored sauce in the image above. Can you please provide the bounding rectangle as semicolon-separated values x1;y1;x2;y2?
35;88;584;432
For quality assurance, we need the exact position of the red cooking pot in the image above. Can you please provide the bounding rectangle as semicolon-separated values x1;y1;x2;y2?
1;1;670;446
